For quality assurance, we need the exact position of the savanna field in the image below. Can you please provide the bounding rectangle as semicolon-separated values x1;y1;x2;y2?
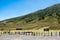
0;1;60;40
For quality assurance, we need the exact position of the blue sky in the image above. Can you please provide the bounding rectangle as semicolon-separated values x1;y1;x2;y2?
0;0;60;21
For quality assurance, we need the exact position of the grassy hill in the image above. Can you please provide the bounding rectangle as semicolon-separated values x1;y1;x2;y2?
0;4;60;30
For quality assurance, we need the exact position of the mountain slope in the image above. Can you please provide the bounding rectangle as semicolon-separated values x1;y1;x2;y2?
0;4;60;30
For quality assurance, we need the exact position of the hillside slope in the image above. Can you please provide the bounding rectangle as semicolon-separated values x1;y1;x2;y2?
0;4;60;30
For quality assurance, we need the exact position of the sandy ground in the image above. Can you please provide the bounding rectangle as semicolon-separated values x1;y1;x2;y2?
0;34;60;40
